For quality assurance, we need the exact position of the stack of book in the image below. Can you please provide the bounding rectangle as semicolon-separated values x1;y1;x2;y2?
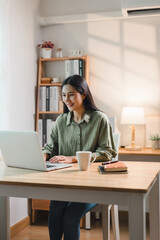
39;86;63;112
38;119;56;147
98;161;128;174
65;59;85;78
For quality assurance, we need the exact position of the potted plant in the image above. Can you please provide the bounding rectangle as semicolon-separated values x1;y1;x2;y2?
150;134;160;149
38;40;54;59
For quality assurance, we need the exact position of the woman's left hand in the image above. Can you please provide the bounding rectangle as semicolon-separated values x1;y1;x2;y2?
49;155;77;163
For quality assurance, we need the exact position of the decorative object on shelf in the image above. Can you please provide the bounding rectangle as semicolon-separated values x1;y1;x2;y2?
52;77;62;83
41;78;52;84
38;40;54;59
150;134;160;149
55;48;63;58
121;106;145;151
69;49;82;57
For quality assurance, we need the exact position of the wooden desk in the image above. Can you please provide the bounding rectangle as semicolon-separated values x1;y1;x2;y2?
119;148;160;162
0;161;160;240
32;148;160;223
119;148;160;155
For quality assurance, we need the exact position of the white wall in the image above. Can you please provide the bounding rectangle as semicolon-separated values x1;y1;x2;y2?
39;0;160;147
3;0;41;226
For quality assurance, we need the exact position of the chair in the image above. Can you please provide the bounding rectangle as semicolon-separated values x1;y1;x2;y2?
85;132;121;240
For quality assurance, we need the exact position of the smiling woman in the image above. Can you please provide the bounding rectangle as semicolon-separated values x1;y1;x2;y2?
42;74;117;240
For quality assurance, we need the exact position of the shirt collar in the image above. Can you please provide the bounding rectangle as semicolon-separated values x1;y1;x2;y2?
66;111;73;126
66;110;91;126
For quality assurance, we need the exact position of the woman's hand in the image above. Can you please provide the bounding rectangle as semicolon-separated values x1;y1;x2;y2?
49;155;77;164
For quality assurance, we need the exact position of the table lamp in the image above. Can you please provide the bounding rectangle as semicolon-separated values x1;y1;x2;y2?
121;106;145;151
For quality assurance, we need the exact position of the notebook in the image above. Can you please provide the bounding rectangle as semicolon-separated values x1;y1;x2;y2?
98;161;128;174
0;130;73;172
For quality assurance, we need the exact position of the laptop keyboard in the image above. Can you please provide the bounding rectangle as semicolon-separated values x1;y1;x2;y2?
45;162;73;170
46;164;57;168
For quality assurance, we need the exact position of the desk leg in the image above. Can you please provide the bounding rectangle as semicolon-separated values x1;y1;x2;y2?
128;194;146;240
0;196;10;240
149;175;160;240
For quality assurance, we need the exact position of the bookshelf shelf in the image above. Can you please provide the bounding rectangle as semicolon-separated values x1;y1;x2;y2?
33;55;89;225
40;83;62;87
40;55;87;62
39;111;63;114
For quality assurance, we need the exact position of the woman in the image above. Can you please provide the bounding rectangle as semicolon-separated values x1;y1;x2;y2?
42;75;117;240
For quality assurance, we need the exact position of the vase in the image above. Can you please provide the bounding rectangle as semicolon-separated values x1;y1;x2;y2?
41;48;52;59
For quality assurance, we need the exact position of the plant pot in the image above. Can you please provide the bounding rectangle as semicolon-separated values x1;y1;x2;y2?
151;140;160;150
41;48;52;59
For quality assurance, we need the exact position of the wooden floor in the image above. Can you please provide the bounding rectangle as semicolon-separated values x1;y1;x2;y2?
11;211;150;240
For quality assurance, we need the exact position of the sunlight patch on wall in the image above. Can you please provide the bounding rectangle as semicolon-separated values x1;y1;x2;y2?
88;38;121;65
123;71;159;106
123;21;157;54
124;49;159;79
90;56;121;89
87;21;121;115
89;56;122;113
87;20;120;43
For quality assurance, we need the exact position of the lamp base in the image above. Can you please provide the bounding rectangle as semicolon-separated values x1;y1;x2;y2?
125;146;142;151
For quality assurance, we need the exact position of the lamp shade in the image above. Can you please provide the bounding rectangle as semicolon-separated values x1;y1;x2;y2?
121;107;145;125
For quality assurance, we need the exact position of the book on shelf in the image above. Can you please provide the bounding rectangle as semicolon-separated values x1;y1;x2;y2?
39;86;62;112
98;161;128;174
38;119;56;146
65;59;84;78
39;86;46;111
46;86;50;111
74;60;79;75
79;59;84;77
50;86;59;112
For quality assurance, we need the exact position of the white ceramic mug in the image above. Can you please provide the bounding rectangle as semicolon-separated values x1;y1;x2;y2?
76;151;96;171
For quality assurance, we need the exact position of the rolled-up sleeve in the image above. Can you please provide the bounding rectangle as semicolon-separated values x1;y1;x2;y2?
93;116;117;161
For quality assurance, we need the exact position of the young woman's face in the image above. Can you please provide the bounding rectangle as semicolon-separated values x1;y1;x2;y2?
62;84;86;112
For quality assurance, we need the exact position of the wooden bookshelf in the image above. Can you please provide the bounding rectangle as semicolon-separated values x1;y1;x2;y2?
36;55;89;131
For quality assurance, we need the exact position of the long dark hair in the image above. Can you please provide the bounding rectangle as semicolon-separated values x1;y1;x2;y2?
61;75;100;113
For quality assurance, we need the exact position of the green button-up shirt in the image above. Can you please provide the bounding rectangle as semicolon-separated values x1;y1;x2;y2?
42;110;117;161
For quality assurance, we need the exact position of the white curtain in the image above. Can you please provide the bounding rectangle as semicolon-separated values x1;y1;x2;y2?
0;0;10;129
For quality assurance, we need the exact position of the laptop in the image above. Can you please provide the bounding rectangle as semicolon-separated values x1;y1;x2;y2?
0;130;73;171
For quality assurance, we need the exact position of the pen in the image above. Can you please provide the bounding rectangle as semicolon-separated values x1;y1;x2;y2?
102;160;119;165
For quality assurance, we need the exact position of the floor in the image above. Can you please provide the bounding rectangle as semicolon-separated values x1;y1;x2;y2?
11;211;150;240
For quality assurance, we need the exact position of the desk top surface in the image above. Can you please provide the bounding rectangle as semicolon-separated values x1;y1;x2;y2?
0;161;160;193
119;148;160;155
